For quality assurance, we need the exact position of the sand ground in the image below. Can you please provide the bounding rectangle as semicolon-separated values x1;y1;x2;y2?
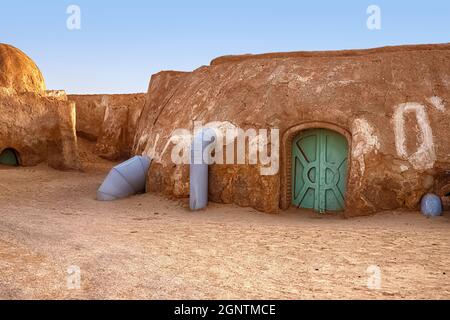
0;147;449;300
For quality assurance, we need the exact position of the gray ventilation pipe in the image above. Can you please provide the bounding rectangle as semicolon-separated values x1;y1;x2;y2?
190;128;216;211
97;155;152;201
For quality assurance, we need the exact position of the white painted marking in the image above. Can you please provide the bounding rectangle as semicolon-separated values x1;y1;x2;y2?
427;96;446;112
400;165;409;173
352;119;380;175
393;102;436;170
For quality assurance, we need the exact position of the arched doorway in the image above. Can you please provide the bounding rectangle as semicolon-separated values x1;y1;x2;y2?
292;128;348;212
0;148;20;166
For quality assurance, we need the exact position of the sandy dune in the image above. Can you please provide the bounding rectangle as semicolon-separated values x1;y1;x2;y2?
0;155;449;300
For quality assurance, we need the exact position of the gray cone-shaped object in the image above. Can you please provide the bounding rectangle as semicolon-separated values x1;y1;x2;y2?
97;155;152;201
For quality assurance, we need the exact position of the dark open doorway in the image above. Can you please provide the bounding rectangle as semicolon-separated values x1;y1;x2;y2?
0;148;20;166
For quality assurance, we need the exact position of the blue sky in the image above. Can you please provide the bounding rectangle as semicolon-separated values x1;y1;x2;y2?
0;0;449;94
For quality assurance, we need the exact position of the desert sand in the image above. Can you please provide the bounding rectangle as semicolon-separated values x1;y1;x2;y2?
0;140;449;300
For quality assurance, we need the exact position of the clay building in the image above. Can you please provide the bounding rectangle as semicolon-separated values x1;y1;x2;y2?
68;93;145;161
133;44;450;216
0;43;145;168
1;42;449;216
0;43;79;170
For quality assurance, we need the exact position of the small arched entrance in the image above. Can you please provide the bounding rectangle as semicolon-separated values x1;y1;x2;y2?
0;148;20;166
291;128;349;212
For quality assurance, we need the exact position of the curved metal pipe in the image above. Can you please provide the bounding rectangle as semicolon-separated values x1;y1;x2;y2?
190;128;216;211
97;155;152;201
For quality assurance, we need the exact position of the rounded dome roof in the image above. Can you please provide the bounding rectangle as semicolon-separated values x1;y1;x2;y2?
0;43;46;93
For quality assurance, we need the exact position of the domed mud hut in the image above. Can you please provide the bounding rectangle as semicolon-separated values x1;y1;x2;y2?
0;43;46;94
0;43;79;169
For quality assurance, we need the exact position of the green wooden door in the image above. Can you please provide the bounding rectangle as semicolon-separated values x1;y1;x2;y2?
0;149;19;166
292;129;348;212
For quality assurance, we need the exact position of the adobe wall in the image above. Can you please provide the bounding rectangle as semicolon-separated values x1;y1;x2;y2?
0;89;79;170
133;44;450;216
68;93;145;160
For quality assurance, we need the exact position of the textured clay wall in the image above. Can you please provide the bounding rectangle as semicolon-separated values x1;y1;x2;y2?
0;89;79;170
0;43;79;170
68;93;145;160
133;44;450;216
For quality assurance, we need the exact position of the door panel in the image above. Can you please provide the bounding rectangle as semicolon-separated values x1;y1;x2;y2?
292;129;348;212
292;131;320;210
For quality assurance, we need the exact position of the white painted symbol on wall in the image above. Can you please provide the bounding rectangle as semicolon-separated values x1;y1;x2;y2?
427;96;446;112
393;102;436;170
352;118;380;175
